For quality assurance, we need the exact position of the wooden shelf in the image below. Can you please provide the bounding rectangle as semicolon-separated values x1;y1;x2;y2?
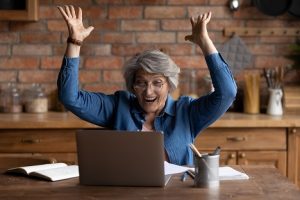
0;0;38;21
224;27;300;37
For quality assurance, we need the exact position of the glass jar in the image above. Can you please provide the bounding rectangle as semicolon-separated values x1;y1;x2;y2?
24;84;48;113
0;83;22;113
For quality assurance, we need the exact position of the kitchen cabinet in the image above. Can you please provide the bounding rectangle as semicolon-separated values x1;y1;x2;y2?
0;112;299;187
0;0;38;21
195;128;287;176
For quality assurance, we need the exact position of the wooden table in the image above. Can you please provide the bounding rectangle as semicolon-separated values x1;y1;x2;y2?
0;166;299;200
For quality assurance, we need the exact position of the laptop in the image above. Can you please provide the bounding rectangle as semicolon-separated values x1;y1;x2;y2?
76;129;171;187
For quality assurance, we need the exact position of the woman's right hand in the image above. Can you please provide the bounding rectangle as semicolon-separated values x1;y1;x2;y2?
57;5;94;41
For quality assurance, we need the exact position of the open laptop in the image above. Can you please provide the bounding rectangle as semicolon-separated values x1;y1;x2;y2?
76;129;171;187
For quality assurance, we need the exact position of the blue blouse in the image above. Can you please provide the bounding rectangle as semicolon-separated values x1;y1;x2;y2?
57;53;237;165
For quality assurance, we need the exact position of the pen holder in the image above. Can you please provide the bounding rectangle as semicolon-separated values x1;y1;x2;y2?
194;154;219;188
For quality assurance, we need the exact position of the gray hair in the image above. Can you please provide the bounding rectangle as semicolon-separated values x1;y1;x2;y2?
123;49;180;93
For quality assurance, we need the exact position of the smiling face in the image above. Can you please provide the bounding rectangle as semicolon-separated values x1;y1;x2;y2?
133;69;170;116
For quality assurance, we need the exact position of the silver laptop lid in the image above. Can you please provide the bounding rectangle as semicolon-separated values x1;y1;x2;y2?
76;129;166;187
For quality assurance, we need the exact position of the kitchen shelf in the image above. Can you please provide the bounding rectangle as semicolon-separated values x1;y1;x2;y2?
224;27;300;37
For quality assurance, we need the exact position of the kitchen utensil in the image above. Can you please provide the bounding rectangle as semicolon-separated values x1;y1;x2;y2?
253;0;292;16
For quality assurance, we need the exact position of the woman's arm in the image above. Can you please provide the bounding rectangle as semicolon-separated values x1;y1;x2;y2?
185;12;237;136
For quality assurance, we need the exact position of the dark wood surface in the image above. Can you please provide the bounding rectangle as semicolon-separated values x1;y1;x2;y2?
0;166;299;200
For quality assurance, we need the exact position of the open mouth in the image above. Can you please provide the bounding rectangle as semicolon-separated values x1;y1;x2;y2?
144;97;157;103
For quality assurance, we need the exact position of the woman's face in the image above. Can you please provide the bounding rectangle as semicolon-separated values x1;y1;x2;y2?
133;69;170;116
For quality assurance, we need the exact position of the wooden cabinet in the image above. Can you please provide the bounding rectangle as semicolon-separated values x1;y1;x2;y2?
0;129;77;168
288;128;300;188
195;128;287;176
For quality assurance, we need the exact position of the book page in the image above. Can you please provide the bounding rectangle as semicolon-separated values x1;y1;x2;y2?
7;163;67;175
29;165;79;181
219;166;249;180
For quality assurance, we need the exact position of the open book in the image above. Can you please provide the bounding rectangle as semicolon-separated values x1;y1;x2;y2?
6;163;79;181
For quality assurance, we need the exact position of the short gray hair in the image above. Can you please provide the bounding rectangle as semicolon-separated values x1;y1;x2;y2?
123;49;180;93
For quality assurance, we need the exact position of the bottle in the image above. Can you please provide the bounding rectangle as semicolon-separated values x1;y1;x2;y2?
0;83;22;113
24;84;48;113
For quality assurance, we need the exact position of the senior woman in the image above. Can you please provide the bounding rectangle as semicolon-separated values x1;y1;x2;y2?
57;5;237;165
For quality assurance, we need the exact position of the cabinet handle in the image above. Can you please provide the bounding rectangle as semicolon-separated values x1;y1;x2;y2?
226;136;246;142
291;128;297;134
229;153;236;159
21;138;41;144
239;152;246;158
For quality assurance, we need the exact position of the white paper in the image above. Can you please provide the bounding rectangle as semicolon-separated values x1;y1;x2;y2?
164;161;193;175
164;162;249;180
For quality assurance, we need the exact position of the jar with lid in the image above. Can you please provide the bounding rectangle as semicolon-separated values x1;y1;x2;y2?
0;83;22;113
24;84;48;113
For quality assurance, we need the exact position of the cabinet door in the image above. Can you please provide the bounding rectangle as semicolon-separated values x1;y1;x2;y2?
288;128;300;188
237;151;287;176
220;151;237;166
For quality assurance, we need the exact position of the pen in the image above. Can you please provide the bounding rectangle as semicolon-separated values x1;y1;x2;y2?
181;172;188;182
186;170;195;179
212;146;221;155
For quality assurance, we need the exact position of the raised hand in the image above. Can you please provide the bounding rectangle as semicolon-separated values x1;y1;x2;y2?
185;11;217;56
57;5;94;42
185;11;211;47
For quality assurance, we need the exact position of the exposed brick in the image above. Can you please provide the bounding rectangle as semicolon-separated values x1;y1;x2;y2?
102;33;134;44
0;57;39;69
103;70;124;82
188;6;231;19
0;33;19;44
145;6;186;18
79;70;101;83
52;44;67;56
47;20;67;32
39;6;62;19
19;70;59;83
112;44;155;56
209;20;244;31
172;56;207;69
168;0;206;5
109;6;143;19
161;20;190;31
121;20;158;31
83;83;124;94
85;57;123;69
0;45;10;56
255;56;293;69
81;44;111;56
12;45;52;56
41;56;63;69
10;22;47;32
248;44;275;55
125;0;166;5
136;32;176;43
260;36;296;44
53;0;93;6
208;0;228;6
92;20;119;32
95;0;123;4
20;32;61;43
0;71;17;82
275;44;295;56
85;6;107;19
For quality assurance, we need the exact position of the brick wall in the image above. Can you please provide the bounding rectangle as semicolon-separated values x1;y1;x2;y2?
0;0;299;109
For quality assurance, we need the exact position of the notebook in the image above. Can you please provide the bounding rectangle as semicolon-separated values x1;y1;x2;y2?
76;129;171;187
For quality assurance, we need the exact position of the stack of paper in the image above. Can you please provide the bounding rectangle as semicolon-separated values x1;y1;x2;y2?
164;162;249;180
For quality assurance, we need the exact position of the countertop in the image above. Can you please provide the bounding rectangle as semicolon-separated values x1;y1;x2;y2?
0;112;300;129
